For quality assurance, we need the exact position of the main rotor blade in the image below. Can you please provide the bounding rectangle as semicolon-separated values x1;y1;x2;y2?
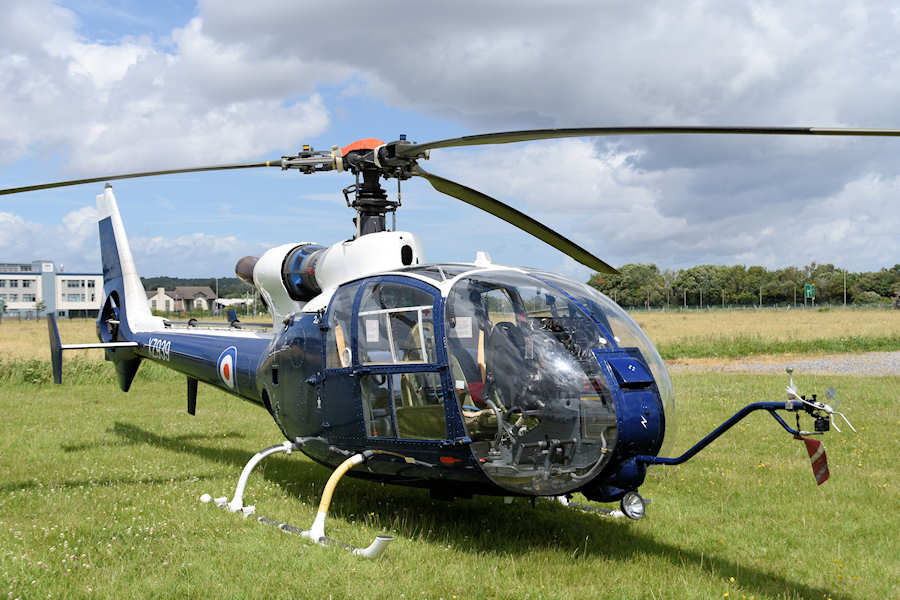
411;165;617;274
0;161;283;196
398;126;900;156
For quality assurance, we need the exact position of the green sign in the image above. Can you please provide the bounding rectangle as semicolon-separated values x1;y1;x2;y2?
804;284;815;299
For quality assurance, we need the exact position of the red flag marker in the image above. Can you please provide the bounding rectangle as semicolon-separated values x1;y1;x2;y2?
798;436;830;485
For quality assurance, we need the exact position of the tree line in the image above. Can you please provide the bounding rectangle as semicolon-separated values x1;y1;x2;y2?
141;264;900;310
587;263;900;308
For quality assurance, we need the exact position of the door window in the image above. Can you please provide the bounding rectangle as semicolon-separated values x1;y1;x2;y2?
326;281;363;368
361;372;446;440
354;280;447;440
357;282;436;365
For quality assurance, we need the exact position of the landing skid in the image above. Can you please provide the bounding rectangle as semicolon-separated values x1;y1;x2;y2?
201;441;393;559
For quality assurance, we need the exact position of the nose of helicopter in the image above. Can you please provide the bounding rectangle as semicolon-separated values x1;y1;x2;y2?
445;268;669;497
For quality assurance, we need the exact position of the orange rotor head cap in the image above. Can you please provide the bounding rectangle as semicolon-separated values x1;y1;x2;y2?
341;138;385;156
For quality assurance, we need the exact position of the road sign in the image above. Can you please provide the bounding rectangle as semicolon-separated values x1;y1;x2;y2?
804;284;815;299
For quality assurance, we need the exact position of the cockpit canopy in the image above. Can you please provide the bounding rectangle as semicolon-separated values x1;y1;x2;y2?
441;268;674;495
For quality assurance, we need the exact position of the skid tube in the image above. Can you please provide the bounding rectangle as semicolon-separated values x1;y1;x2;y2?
635;401;810;467
202;443;416;559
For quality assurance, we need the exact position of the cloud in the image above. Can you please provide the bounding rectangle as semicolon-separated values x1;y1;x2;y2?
128;231;270;276
0;207;99;269
184;0;900;270
0;1;331;173
3;1;899;273
423;139;900;271
191;2;900;127
0;204;274;276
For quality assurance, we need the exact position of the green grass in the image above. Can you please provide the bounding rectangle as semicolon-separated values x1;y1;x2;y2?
657;334;900;359
1;373;897;599
0;358;179;385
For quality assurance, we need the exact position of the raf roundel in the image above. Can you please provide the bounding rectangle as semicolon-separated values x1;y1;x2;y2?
217;346;238;391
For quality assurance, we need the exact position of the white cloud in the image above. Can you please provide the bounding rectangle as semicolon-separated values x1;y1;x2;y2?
3;0;899;273
0;204;273;277
0;207;99;268
60;205;99;251
790;174;900;270
0;2;331;173
417;139;900;271
129;231;270;277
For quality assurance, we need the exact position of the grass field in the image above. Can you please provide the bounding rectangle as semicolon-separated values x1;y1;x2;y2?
0;314;897;598
0;316;271;362
632;306;900;359
3;306;899;363
1;374;895;599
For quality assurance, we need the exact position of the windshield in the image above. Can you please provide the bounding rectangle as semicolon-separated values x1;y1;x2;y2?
446;270;621;495
531;271;676;455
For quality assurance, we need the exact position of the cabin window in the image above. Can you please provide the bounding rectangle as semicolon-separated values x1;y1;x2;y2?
326;281;363;368
357;282;436;365
361;372;446;440
361;373;394;437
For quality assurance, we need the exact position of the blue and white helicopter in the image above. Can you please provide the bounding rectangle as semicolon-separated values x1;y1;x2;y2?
2;126;865;558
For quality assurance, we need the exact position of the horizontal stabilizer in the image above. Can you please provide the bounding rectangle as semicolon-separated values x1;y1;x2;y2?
47;313;138;384
60;342;139;350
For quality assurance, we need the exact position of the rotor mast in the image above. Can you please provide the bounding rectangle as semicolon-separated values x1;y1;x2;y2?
350;168;399;237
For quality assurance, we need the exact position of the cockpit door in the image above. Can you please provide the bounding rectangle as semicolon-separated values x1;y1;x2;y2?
323;276;462;443
354;277;458;441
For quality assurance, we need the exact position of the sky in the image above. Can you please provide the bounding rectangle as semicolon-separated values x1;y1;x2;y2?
1;0;899;279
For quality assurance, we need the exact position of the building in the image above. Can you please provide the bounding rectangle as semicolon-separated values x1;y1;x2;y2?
145;286;217;313
0;260;103;319
146;287;176;312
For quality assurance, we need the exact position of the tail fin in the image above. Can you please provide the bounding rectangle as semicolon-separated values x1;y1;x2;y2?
96;184;162;336
95;184;161;390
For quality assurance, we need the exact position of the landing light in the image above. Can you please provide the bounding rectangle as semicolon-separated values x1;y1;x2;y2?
620;491;646;520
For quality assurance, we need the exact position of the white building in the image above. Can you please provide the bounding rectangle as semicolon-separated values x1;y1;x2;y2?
0;261;103;318
146;287;176;312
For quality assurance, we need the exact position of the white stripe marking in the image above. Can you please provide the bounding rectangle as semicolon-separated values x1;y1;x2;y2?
809;444;825;463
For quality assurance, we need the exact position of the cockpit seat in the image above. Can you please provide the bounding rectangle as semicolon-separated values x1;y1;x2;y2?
448;335;487;408
485;321;527;410
446;335;499;439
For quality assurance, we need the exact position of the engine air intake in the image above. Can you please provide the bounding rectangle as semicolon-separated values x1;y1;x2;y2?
282;244;327;301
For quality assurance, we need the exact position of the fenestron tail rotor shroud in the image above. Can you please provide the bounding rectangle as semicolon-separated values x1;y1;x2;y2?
6;125;900;274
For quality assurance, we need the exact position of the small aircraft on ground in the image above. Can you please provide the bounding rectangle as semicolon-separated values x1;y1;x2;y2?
1;126;868;558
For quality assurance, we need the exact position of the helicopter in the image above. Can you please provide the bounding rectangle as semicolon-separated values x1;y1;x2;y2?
1;125;870;558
